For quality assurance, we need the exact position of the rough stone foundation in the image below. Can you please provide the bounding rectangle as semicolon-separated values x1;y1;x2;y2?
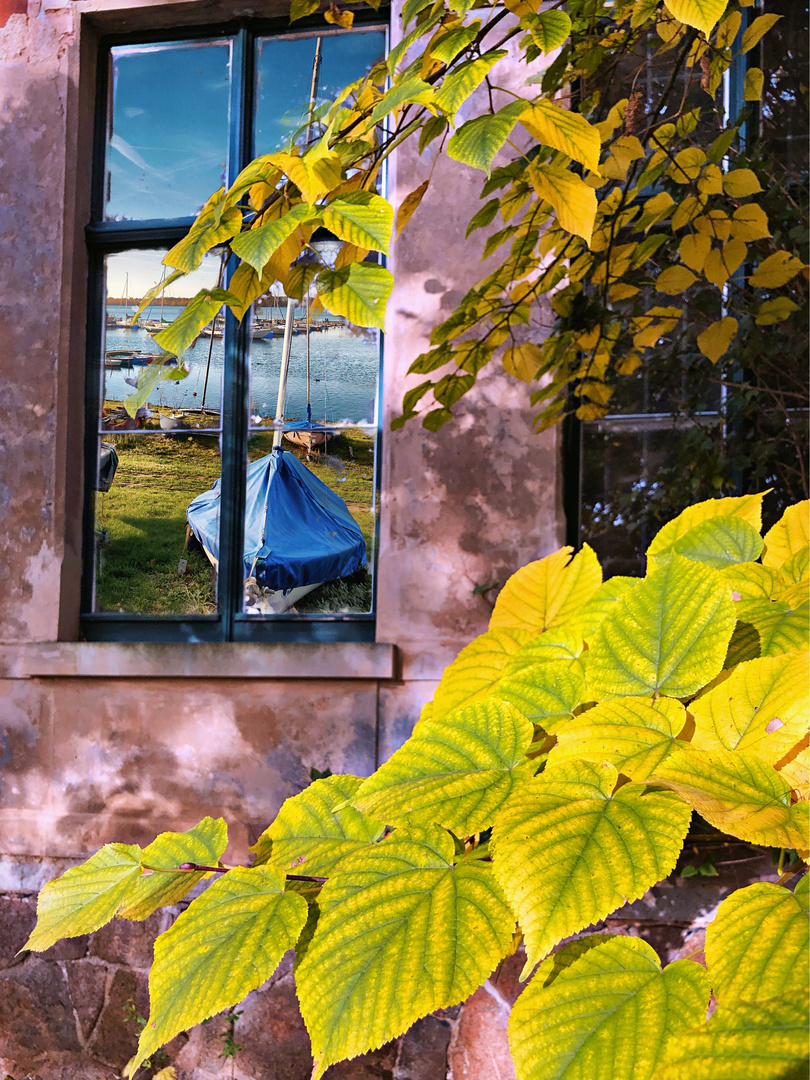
0;854;778;1080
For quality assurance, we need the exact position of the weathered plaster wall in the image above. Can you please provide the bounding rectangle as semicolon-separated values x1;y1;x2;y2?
0;1;563;1075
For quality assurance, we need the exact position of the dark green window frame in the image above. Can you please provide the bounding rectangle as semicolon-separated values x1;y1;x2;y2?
81;15;387;643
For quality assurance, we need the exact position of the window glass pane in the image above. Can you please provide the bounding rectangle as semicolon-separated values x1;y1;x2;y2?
759;1;809;174
255;29;385;151
91;434;221;614
92;251;224;616
106;40;231;221
242;275;379;615
102;250;224;424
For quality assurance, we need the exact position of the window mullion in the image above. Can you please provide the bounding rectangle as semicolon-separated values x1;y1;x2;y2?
219;26;254;640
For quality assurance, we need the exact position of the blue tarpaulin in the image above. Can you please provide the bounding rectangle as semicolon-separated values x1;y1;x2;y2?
187;448;367;593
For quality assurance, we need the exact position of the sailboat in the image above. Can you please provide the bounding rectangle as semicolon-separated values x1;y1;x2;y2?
114;274;139;329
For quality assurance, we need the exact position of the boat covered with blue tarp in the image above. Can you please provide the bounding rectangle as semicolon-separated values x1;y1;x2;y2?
186;448;366;594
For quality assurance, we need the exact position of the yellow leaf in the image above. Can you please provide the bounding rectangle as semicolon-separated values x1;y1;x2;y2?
608;283;640;302
763;502;810;569
778;741;809;800
755;297;799;325
697;316;738;362
663;0;728;36
722;168;762;198
697;163;723;196
333;242;369;271
324;3;354;27
521;99;601;172
528;163;597;243
668;147;707;183
489;545;602;634
502;343;543;382
395;180;429;237
740;12;782;54
656;266;698;294
715;9;741;49
743;67;764;101
679;232;712;272
672;196;705;230
695;210;731;241
749;251;808;288
601;135;645;180
637;190;676;232
703;240;747;287
632;306;683;350
691;652;810;764
616;352;642;375
730;203;770;241
269;147;343;204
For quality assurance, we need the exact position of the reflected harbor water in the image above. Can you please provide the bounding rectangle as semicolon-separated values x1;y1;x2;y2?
101;306;380;426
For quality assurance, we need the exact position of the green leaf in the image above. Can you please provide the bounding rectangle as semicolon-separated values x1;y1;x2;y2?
705;883;809;1006
691;652;809;764
119;818;228;921
296;826;515;1078
492;760;691;972
163;197;242;274
353;699;534;834
565;576;638;643
131;269;187;323
652;746;809;848
290;0;320;20
547;696;686;781
528;163;598;243
434;52;507;119
663;0;728;36
447;101;527;174
323;191;393;254
490;544;602;634
530;10;572;53
735;598;810;657
509;935;710;1080
647;493;764;570
152;288;239;358
586;554;736;700
250;775;384;877
658;992;810;1080
131;866;307;1075
230;203;314;273
494;656;586;731
521;99;601;173
368;77;434;126
25;844;143;952
671;515;763;568
316;263;393;329
432;628;534;719
123;354;187;418
430;23;480;64
466;197;501;237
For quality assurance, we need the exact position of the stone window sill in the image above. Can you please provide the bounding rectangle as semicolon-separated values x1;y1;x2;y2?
0;642;397;680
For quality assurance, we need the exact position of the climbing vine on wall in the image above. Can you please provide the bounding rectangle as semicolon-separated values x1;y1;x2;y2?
131;0;806;445
23;494;810;1078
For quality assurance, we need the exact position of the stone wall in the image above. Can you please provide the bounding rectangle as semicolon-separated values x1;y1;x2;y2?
0;852;781;1079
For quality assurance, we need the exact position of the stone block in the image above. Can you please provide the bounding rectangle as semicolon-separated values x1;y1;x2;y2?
65;961;108;1044
0;894;35;968
86;966;148;1069
394;1016;451;1080
0;957;80;1054
89;909;167;968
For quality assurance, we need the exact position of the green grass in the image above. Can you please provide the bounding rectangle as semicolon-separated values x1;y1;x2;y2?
95;424;376;615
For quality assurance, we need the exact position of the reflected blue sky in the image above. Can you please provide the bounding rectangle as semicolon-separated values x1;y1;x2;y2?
255;30;386;152
107;41;231;221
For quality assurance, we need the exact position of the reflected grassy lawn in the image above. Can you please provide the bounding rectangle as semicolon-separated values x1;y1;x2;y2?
95;427;375;615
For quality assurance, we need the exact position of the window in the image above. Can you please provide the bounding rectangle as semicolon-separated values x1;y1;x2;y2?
571;1;808;572
82;20;387;642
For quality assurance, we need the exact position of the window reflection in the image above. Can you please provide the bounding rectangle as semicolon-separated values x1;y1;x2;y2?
255;29;385;151
106;40;231;221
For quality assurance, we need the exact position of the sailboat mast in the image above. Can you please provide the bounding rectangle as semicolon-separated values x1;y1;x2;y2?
274;36;323;446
